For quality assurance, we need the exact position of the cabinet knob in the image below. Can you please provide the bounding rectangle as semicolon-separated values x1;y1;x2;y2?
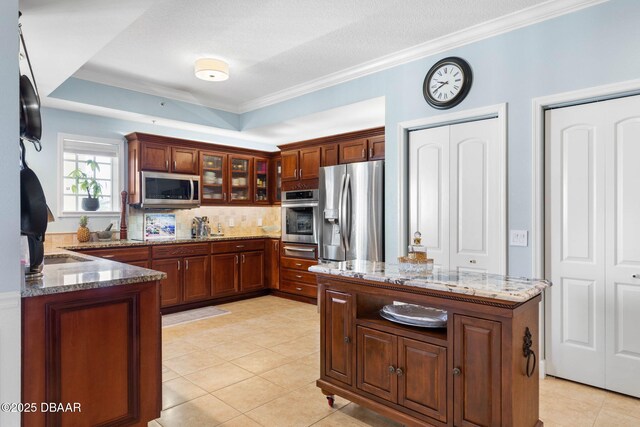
453;367;461;376
343;336;350;343
396;368;403;377
388;366;396;374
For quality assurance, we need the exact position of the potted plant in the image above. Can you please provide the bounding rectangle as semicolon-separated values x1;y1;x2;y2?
68;160;103;211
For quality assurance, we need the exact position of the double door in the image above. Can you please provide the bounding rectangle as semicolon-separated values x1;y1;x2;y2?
408;118;504;274
211;251;264;297
281;147;320;182
152;255;210;307
339;135;385;164
546;95;640;397
141;142;198;174
201;152;262;204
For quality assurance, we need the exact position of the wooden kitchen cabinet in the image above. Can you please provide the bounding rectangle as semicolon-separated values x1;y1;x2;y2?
279;243;318;302
317;275;542;427
339;135;385;164
254;158;269;204
322;144;339;166
229;155;253;203
22;281;161;426
171;146;199;174
152;257;182;307
141;141;171;172
239;251;265;291
211;253;239;297
182;255;210;302
265;239;280;289
201;151;228;204
281;147;320;182
271;157;282;204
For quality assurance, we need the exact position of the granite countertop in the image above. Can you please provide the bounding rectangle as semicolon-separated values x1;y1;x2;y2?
22;251;167;298
309;260;551;303
60;233;282;250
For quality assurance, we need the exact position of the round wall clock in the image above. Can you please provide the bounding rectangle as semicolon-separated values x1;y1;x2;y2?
422;57;472;109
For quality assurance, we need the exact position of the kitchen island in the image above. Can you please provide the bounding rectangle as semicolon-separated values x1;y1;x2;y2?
310;260;550;427
22;252;166;426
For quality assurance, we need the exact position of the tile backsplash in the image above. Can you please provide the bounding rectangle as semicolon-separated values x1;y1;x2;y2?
44;206;281;251
128;206;281;240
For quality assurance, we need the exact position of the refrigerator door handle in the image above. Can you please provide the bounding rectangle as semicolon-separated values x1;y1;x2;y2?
343;174;351;252
338;173;347;251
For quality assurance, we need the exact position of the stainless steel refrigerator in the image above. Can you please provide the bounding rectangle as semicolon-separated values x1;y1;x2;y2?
318;161;384;262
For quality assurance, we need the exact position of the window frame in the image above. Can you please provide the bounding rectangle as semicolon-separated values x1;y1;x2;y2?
57;133;125;218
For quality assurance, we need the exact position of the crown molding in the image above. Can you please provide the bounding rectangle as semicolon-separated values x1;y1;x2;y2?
238;0;606;113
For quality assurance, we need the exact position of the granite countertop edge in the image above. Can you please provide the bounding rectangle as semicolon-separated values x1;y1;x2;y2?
22;251;167;298
309;261;551;303
59;233;282;250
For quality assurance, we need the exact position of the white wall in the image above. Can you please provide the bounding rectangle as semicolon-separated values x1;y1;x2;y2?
0;1;23;426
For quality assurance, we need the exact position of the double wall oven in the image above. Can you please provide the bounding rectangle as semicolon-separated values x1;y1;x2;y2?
281;190;318;245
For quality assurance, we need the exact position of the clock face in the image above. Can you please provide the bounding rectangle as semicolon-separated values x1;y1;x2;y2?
423;57;472;109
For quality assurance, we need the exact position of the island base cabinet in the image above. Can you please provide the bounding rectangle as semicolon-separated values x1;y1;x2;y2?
317;277;542;427
22;281;161;427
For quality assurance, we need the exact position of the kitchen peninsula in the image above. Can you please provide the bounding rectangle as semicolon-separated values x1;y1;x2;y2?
21;252;165;426
311;260;550;427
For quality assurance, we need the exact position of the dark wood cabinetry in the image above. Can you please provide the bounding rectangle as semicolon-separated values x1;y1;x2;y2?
300;147;321;179
271;157;282;204
141;141;171;172
367;134;385;160
211;240;265;298
317;275;542;427
339;135;385;164
201;151;228;204
253;158;269;204
182;255;210;302
265;239;280;289
278;243;318;302
321;144;339;166
171;146;199;174
281;150;299;182
152;257;182;306
22;281;161;426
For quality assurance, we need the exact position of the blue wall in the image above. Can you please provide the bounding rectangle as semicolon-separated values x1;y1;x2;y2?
1;0;20;293
40;0;640;276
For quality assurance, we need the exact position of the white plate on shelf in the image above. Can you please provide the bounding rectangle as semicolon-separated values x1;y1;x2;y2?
380;303;447;327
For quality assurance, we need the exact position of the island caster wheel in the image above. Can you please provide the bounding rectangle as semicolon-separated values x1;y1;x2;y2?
326;395;335;408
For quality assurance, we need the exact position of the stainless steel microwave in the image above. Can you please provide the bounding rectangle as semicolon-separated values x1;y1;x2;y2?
140;171;200;209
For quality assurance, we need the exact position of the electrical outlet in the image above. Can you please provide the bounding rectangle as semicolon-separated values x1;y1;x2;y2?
510;230;528;247
228;217;235;227
257;217;263;226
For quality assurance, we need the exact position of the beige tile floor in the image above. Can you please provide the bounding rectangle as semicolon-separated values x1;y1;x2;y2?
152;296;640;427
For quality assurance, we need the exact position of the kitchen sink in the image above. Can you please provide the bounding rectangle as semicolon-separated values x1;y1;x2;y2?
44;254;92;265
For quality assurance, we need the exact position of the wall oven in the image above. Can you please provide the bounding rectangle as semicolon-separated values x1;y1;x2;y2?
140;171;200;209
281;189;319;244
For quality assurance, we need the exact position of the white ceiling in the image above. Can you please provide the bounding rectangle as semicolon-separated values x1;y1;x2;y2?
22;0;550;114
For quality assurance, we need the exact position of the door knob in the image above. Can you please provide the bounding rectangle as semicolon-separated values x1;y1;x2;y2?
388;366;396;374
343;336;350;343
396;368;403;377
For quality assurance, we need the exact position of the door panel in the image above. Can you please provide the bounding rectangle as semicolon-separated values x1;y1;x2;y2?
324;290;353;385
322;144;338;166
340;138;368;164
368;135;385;160
211;254;238;297
183;255;210;302
171;147;198;174
239;251;264;291
450;119;501;274
141;142;170;172
300;147;321;180
409;126;450;268
604;97;640;397
454;315;501;427
356;326;397;402
398;338;447;422
546;103;607;388
152;258;181;307
281;151;299;181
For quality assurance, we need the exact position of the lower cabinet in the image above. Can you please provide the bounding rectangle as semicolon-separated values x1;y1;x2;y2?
22;281;161;426
152;257;182;307
211;253;239;297
211;240;266;298
182;255;210;302
239;251;265;291
324;290;353;385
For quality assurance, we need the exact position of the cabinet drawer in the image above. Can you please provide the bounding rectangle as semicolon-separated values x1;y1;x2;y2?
280;280;317;298
211;239;265;254
152;243;210;259
281;243;318;260
281;268;316;285
81;246;150;262
280;257;317;271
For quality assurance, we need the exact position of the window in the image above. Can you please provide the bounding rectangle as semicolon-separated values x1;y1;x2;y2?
58;134;124;216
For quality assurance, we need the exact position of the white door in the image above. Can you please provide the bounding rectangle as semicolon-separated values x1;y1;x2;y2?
546;95;640;397
409;118;504;274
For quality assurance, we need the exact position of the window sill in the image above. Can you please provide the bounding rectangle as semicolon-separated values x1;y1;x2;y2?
57;211;121;219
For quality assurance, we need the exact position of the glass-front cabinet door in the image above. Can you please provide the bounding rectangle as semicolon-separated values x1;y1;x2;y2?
274;158;282;204
254;158;269;204
201;152;227;204
229;155;252;203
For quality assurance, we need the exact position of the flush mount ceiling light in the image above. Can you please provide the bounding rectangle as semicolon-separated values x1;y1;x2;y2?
194;58;229;82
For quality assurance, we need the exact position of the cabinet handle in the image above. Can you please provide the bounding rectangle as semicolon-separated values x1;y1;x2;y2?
369;147;373;158
453;367;461;376
242;254;245;263
295;287;302;291
295;275;303;279
173;160;177;170
361;148;365;158
299;168;302;178
235;255;238;264
102;255;115;258
343;336;350;343
185;259;189;270
294;168;297;178
236;245;245;248
177;260;180;270
388;366;395;374
165;160;169;170
396;368;404;377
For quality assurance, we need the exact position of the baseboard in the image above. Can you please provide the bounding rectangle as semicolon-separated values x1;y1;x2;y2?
0;291;21;427
539;359;546;379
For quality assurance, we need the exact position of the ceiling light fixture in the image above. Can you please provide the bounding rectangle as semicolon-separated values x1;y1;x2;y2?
194;58;229;82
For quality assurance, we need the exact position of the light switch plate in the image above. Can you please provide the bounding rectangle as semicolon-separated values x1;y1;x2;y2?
510;230;528;247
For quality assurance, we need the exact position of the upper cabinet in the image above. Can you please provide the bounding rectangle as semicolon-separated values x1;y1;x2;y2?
339;135;385;164
139;141;198;173
321;144;339;167
271;157;282;204
281;147;321;183
281;150;299;182
254;158;269;204
171;147;199;174
229;155;252;203
201;151;228;204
